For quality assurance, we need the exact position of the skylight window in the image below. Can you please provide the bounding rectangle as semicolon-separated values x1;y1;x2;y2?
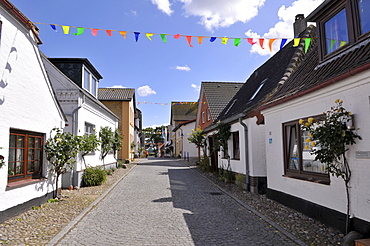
249;79;267;101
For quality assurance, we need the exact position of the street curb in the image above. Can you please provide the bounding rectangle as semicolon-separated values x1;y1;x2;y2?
47;162;139;246
182;160;308;246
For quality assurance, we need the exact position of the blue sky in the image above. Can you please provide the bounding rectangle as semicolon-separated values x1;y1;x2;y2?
11;0;324;127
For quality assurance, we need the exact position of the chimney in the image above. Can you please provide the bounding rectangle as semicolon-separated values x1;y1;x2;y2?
293;14;307;37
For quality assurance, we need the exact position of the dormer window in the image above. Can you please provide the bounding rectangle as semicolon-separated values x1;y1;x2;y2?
324;8;348;54
310;0;370;60
358;0;370;34
83;67;98;97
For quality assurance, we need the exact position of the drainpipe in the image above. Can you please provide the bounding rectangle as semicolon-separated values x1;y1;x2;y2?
239;117;250;191
65;93;85;188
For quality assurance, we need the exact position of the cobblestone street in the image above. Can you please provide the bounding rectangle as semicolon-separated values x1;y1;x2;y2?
50;159;306;246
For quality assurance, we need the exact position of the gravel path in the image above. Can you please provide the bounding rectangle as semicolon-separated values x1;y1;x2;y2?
0;158;342;245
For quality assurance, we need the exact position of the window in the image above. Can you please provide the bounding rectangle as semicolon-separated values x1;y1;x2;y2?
83;68;90;91
83;67;98;96
324;8;349;54
85;122;95;136
8;130;43;182
232;131;240;160
316;0;370;59
358;0;370;34
207;109;211;121
283;119;329;183
202;111;205;123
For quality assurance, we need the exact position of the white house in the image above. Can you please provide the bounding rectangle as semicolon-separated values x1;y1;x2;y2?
260;0;370;235
203;20;313;194
42;56;119;188
0;0;65;222
172;119;198;161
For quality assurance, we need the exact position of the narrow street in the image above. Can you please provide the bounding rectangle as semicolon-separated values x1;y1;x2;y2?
50;159;305;246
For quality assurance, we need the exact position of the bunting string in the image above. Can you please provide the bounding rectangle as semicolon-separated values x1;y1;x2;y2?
137;101;205;105
34;22;342;53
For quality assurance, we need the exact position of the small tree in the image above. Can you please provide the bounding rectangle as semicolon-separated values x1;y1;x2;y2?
79;134;100;168
45;128;80;198
300;99;361;234
112;129;123;161
99;127;114;165
214;122;232;181
187;126;206;161
0;147;5;169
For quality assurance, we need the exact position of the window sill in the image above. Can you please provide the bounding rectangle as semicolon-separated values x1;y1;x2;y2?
6;178;47;191
282;174;330;185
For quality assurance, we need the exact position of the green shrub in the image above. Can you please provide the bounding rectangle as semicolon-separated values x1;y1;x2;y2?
235;173;246;191
82;167;107;187
124;159;130;164
198;156;211;172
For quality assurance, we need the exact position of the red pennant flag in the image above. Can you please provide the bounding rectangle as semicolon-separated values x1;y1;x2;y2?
106;30;112;36
186;36;194;47
259;39;264;49
92;29;99;36
247;38;256;45
174;34;181;39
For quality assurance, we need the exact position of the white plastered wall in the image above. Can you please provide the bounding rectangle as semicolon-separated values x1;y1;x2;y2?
262;69;370;223
0;8;64;211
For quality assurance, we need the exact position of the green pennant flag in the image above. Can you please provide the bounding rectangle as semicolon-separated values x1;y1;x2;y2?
160;34;167;43
234;38;241;47
304;38;311;53
73;27;84;36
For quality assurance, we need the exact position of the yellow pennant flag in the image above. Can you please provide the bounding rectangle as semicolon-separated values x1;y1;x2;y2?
146;33;154;41
222;37;228;45
62;26;70;34
293;38;300;47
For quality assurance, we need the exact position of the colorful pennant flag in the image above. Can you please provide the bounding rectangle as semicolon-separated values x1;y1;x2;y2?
160;34;167;43
269;39;276;51
146;33;154;41
210;37;217;42
134;32;140;42
62;26;70;34
174;34;181;39
73;27;84;36
50;24;57;31
280;39;287;49
259;39;264;49
198;36;203;45
186;36;194;47
92;29;99;36
234;38;241;47
304;38;311;53
222;37;229;45
247;38;256;45
293;38;300;47
119;31;127;39
106;30;112;36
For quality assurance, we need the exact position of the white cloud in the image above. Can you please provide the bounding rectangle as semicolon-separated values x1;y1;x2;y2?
247;0;324;56
179;0;266;31
175;65;191;72
144;123;169;128
151;0;173;15
191;84;200;92
138;85;157;97
109;85;126;88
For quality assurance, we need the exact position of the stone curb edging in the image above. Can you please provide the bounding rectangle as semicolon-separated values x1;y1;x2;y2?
184;161;308;246
47;162;139;246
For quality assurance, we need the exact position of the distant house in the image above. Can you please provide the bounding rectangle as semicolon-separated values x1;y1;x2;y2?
0;0;65;222
42;56;119;188
98;88;138;161
172;119;197;161
170;102;198;158
196;82;243;130
203;16;314;194
194;82;243;171
260;0;370;235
